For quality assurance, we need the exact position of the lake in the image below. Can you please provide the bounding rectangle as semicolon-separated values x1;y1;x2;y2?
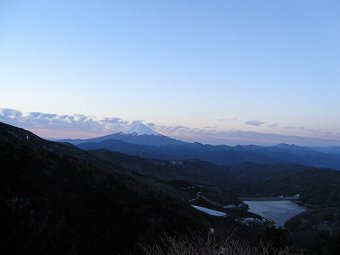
244;200;306;227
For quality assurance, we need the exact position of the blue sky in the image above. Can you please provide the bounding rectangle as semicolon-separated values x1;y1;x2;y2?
0;1;339;145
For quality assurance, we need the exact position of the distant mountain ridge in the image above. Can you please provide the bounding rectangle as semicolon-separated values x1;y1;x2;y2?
77;140;340;170
312;146;340;154
58;124;340;170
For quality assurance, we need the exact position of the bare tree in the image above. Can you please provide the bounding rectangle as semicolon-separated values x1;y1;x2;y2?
142;232;303;255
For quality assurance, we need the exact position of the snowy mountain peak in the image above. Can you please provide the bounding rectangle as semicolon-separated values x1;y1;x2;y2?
122;123;161;136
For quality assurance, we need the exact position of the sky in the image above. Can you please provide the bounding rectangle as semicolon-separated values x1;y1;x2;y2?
0;0;340;146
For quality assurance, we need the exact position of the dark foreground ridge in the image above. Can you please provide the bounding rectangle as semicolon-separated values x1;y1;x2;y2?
0;122;210;254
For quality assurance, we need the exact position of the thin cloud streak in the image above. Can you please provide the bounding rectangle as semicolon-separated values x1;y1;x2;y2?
245;120;266;127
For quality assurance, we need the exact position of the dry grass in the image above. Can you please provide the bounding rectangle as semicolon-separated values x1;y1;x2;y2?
142;233;303;255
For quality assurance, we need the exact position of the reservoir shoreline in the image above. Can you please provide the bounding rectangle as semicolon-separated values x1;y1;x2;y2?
242;199;306;227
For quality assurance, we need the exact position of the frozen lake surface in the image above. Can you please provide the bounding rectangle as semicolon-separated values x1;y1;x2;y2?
244;200;306;227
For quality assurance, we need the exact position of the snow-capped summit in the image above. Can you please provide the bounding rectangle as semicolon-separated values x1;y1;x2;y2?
122;123;161;136
59;122;186;146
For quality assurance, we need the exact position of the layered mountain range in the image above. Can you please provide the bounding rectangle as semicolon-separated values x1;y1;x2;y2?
2;121;340;254
60;123;340;170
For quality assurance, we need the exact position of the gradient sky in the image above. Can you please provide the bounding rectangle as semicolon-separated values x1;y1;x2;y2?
1;1;340;145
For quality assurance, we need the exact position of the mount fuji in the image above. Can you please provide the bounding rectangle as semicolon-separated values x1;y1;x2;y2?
122;122;161;136
59;123;186;147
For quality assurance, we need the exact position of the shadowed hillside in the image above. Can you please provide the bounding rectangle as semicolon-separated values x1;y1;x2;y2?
0;122;210;254
2;122;340;254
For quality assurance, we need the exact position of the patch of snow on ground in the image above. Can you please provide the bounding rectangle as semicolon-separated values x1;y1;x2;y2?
236;217;268;226
191;205;226;217
223;204;238;209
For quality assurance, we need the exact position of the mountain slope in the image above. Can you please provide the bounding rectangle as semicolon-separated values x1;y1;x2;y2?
2;122;340;254
122;122;161;136
0;122;210;254
88;149;340;208
60;123;186;147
